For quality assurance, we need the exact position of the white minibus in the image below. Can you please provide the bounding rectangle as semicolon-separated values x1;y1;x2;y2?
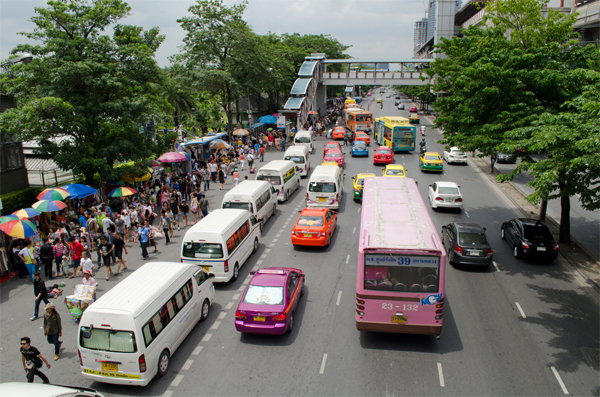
78;262;215;386
221;180;277;230
284;145;311;177
256;160;301;202
293;130;314;154
181;209;261;282
306;165;345;210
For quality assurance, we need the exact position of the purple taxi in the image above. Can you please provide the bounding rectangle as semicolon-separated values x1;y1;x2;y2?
235;267;305;335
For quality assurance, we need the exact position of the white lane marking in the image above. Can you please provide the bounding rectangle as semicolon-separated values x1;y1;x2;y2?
265;248;271;253
171;374;185;387
269;243;275;248
278;229;284;233
465;211;470;217
437;362;445;387
225;302;234;310
218;311;227;320
319;353;328;374
272;238;278;242
358;207;361;212
233;293;240;300
346;255;350;264
493;261;500;272
276;233;281;237
163;391;174;397
182;359;194;371
238;284;246;291
192;345;203;355
260;254;267;259
336;291;342;306
252;265;259;271
551;366;569;394
353;227;356;234
515;302;527;318
201;333;212;342
256;259;263;265
210;321;221;330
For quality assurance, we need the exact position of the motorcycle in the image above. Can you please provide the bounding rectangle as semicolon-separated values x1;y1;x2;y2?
419;145;427;156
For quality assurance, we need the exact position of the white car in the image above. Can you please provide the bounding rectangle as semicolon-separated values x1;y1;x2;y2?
443;147;468;164
397;103;405;110
428;181;463;210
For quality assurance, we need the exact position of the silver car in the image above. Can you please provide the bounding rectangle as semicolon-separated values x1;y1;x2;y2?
397;103;405;110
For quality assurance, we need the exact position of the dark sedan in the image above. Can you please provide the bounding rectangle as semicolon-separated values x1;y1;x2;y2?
441;223;493;269
501;218;558;260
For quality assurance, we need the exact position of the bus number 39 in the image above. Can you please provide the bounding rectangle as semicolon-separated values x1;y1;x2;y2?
381;303;418;311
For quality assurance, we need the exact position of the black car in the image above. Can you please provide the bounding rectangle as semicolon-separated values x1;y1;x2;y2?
495;152;517;164
441;223;493;269
501;218;558;260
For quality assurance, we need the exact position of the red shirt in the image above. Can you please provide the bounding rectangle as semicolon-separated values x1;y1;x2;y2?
70;241;85;260
259;147;265;154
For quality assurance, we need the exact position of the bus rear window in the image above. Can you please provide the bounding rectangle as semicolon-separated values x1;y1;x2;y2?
182;242;223;259
79;328;137;353
257;174;281;185
309;182;336;193
363;254;440;293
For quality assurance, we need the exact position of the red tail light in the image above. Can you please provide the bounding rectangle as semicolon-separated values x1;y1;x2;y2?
522;242;530;249
78;349;83;366
553;245;559;251
306;193;309;200
273;314;286;321
224;260;229;273
335;194;339;200
139;354;147;373
435;309;444;314
435;197;444;201
356;305;365;310
180;259;183;263
486;249;493;256
455;198;463;202
235;311;246;319
454;247;463;254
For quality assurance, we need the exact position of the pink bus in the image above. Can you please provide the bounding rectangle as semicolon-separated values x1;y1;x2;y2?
355;177;446;335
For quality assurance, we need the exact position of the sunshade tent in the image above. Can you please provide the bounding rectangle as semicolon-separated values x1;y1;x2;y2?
234;129;249;136
258;115;276;124
209;139;231;150
108;187;137;197
122;167;153;183
61;184;98;199
0;218;37;239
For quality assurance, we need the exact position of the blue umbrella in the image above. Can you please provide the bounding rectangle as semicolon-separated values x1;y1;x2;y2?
61;183;98;199
258;115;277;124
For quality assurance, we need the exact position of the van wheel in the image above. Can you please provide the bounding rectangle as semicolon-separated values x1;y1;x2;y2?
252;237;258;253
157;350;170;377
231;263;240;282
200;299;210;321
287;313;294;333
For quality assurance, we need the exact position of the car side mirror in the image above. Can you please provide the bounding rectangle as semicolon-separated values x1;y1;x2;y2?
249;271;255;276
208;273;216;279
428;184;432;187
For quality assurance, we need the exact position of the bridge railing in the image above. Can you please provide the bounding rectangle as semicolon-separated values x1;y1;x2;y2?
322;71;428;80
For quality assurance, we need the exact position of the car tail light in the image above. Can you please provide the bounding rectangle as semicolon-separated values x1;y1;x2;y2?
235;311;246;320
273;314;286;321
318;232;326;237
224;260;229;273
435;197;444;201
455;198;463;202
522;242;530;249
486;249;493;256
180;259;183;263
454;247;463;254
336;194;339;201
553;245;559;251
78;350;83;366
139;354;147;373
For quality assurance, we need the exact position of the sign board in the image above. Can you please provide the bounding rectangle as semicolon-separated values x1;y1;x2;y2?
277;116;286;128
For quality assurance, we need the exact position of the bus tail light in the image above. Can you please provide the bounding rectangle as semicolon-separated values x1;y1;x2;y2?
436;303;443;308
235;311;246;320
224;260;229;273
78;349;83;366
273;314;286;321
486;249;493;256
435;309;444;314
435;315;443;320
356;299;365;304
356;305;365;310
522;242;530;249
454;246;463;254
139;354;147;373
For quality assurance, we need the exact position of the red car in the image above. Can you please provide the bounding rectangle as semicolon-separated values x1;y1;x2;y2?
332;127;346;140
409;106;418;113
323;141;342;157
354;132;370;146
323;149;345;168
292;208;338;247
373;146;393;165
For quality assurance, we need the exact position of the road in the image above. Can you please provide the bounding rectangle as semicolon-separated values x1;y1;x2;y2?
1;92;598;396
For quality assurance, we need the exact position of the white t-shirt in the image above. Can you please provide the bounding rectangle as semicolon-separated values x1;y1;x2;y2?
80;258;94;273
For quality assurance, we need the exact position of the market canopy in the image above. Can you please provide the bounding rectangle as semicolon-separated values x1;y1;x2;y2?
181;132;228;146
61;183;98;199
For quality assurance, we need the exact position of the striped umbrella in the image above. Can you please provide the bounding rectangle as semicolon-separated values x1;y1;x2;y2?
0;215;20;225
234;129;249;136
12;208;41;219
0;218;37;239
37;187;70;201
31;200;68;212
109;187;138;197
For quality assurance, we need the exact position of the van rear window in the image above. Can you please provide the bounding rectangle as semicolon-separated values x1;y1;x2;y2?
223;201;254;212
182;242;223;259
79;328;137;353
295;136;311;143
284;155;305;164
309;182;336;193
257;174;281;185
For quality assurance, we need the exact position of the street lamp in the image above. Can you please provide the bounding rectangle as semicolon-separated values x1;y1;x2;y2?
1;52;33;72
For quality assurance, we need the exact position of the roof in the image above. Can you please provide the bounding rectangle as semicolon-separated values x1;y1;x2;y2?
322;59;434;64
454;222;486;232
181;132;228;146
224;180;270;196
300;207;328;215
455;0;487;26
290;78;313;95
298;61;318;77
187;209;249;234
311;165;340;177
258;160;295;173
283;97;305;110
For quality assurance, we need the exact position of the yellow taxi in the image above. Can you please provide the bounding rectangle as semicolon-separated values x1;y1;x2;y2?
376;98;382;103
382;164;406;178
322;161;342;168
409;114;420;124
419;152;443;172
351;173;376;202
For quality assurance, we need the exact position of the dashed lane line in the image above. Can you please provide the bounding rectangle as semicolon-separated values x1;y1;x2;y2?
171;374;184;387
218;311;227;320
353;227;356;234
265;248;272;253
278;229;284;233
319;354;328;374
182;359;194;371
192;346;203;355
272;238;278;243
260;254;267;259
210;321;221;330
437;363;445;387
551;366;569;394
358;207;361;212
336;291;342;306
225;302;234;310
233;293;240;300
269;243;275;247
346;255;350;264
515;302;527;319
276;233;281;237
201;333;213;342
163;390;174;397
256;259;263;265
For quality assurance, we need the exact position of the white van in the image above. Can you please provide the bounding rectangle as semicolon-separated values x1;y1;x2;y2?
306;165;345;210
284;145;311;178
0;383;105;397
222;180;277;230
294;130;314;154
181;209;261;282
256;160;301;202
78;262;215;387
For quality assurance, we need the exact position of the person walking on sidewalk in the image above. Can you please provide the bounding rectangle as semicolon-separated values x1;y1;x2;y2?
40;237;54;280
113;233;128;275
31;273;49;321
259;145;265;162
19;240;36;282
20;337;51;383
137;223;149;260
159;210;172;246
43;303;62;361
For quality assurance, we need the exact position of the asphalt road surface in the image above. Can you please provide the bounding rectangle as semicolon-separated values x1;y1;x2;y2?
1;93;598;396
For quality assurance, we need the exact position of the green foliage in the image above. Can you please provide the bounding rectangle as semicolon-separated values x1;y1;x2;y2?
0;187;44;216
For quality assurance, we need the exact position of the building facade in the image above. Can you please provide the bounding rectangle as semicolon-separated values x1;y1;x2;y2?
414;18;429;57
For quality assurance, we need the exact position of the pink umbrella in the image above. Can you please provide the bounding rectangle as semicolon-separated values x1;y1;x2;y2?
157;152;188;163
272;113;279;117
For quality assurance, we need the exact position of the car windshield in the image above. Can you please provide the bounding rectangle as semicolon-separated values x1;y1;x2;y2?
309;182;336;193
257;174;282;186
459;232;488;245
386;169;404;176
284;155;305;164
295;136;311;143
297;215;324;226
222;201;254;212
243;285;284;305
438;187;459;194
326;144;338;149
425;155;439;161
328;152;342;158
523;224;554;241
182;242;223;259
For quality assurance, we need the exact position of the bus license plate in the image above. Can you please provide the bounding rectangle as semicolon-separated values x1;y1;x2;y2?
537;247;546;251
202;266;210;272
318;197;326;202
304;234;312;238
253;316;265;322
391;315;407;323
102;363;118;372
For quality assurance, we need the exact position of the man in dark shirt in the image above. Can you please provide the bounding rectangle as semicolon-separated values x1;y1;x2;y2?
20;337;50;383
40;237;54;280
170;197;181;231
31;273;49;321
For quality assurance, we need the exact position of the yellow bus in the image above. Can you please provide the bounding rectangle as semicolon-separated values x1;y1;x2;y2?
373;116;417;153
343;108;373;134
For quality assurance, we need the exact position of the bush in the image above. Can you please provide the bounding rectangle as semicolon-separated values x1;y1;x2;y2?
0;187;44;215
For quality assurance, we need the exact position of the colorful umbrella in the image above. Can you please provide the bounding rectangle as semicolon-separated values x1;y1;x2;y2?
209;139;231;151
157;152;188;163
12;208;41;219
31;200;67;212
0;215;20;225
61;184;97;199
37;187;70;201
234;129;249;136
308;111;318;115
267;128;273;131
272;113;279;117
0;218;37;239
108;187;138;197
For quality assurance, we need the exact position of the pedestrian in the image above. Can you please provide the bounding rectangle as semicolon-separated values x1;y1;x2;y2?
68;237;85;279
247;152;254;169
43;303;62;361
159;210;171;246
146;221;158;253
200;195;210;217
343;132;349;146
40;237;54;280
80;251;95;276
280;138;286;151
20;337;50;383
202;167;210;191
218;167;225;190
52;238;66;277
113;233;128;274
190;195;199;224
233;168;239;187
180;199;189;227
239;152;245;171
210;161;218;182
259;145;265;162
31;273;50;321
170;197;181;231
12;241;28;279
137;223;149;260
115;214;125;239
98;236;114;281
19;240;37;282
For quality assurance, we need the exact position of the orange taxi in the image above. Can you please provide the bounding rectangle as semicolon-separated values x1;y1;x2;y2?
291;208;338;247
354;132;370;146
332;127;346;140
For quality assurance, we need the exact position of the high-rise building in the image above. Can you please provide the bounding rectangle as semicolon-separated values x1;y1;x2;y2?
426;0;462;41
414;18;428;57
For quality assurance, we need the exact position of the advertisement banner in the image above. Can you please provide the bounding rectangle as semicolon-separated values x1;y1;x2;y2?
277;116;286;128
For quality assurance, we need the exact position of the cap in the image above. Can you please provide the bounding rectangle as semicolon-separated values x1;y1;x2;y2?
84;270;91;275
45;302;55;310
182;199;186;202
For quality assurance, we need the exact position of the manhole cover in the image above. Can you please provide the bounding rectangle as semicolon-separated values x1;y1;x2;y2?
581;347;600;371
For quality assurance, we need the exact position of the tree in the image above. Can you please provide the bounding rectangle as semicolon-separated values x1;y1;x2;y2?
162;64;196;127
0;0;166;185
